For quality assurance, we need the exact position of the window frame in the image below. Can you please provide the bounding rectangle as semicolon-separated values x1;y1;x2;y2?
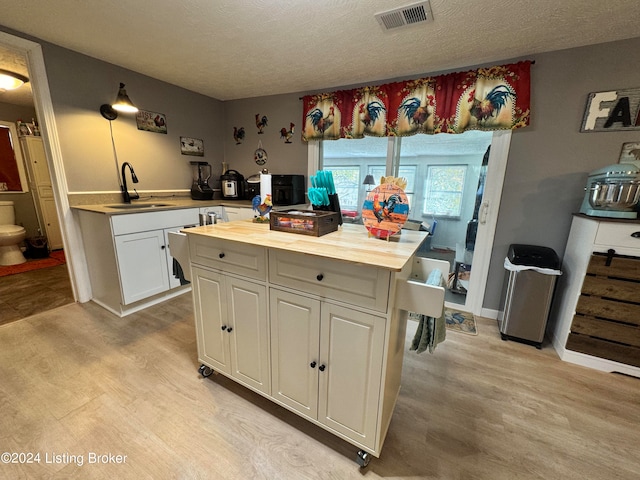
422;164;467;219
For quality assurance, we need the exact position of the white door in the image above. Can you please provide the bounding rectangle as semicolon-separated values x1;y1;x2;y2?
396;130;511;314
114;229;170;304
459;130;511;314
226;276;270;395
317;303;384;449
191;266;231;374
270;288;320;418
21;136;64;249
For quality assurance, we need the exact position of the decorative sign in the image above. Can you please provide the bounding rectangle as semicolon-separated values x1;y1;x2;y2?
254;141;268;165
136;110;167;134
180;137;204;156
362;184;409;240
619;142;640;163
581;89;640;132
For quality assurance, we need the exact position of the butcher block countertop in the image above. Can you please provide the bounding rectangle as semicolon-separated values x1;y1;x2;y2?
183;220;427;271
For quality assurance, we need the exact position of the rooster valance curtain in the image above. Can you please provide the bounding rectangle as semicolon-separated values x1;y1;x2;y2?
301;61;531;141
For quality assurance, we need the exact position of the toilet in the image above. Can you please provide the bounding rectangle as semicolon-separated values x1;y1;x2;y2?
0;201;27;266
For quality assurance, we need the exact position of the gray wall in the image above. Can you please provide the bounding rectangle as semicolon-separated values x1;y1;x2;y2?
3;25;639;311
40;43;226;195
223;93;307;179
486;38;640;310
224;37;640;312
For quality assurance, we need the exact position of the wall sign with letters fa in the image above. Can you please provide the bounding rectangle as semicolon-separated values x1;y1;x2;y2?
581;88;640;132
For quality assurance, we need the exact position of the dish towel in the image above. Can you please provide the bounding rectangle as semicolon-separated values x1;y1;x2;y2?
410;269;446;354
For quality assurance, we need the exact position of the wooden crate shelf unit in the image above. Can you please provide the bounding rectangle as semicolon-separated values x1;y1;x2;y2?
566;252;640;368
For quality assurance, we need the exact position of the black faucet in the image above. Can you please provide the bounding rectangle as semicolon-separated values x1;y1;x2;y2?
121;162;139;203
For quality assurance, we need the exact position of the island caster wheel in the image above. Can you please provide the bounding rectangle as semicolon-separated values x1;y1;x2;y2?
198;364;213;377
356;449;370;468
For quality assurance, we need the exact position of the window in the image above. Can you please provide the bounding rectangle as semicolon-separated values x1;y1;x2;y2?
423;165;467;218
318;131;491;225
322;136;387;212
325;166;360;210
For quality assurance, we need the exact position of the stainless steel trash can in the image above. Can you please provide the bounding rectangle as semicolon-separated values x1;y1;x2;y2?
498;244;561;349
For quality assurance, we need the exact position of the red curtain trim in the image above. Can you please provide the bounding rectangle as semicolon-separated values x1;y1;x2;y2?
302;61;531;141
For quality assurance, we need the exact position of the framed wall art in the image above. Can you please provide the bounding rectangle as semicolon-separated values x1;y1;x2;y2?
619;142;640;163
180;137;204;156
136;110;167;134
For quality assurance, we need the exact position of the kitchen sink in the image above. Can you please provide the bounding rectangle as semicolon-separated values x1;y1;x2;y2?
106;203;175;209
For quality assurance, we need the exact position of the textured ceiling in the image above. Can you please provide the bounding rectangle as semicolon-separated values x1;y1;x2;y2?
1;0;640;104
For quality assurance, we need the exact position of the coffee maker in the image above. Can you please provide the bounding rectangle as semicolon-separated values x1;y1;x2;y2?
190;161;214;200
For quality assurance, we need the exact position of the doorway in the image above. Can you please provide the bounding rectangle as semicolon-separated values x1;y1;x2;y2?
0;30;88;310
318;129;511;316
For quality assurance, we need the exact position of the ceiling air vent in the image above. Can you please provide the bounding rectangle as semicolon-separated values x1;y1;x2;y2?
375;1;433;31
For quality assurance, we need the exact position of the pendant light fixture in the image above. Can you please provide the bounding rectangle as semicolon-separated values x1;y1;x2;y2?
112;83;138;113
100;82;138;120
0;69;29;91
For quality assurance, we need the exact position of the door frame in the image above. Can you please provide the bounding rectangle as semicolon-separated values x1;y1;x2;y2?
311;129;512;316
0;31;90;302
456;130;511;315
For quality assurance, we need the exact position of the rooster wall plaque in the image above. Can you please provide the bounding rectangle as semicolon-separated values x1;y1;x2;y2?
256;114;268;134
280;123;294;143
254;141;268;165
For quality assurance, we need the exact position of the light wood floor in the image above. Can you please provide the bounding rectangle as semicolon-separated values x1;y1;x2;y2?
0;294;638;479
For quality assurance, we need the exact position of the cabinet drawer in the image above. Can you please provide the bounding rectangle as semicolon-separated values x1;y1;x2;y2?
190;236;266;280
111;208;199;235
269;250;390;312
594;223;640;250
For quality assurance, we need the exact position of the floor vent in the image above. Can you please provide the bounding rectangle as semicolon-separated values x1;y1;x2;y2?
375;1;433;31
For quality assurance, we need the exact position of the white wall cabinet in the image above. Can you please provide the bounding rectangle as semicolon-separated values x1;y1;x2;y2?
77;208;198;316
20;136;63;249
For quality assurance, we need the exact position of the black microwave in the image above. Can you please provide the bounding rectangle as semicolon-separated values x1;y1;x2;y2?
271;175;305;206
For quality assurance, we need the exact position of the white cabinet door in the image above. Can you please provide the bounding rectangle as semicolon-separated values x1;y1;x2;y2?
318;303;384;449
226;276;270;395
224;206;255;222
270;288;320;418
41;196;63;250
21;136;64;249
191;266;231;375
114;229;170;304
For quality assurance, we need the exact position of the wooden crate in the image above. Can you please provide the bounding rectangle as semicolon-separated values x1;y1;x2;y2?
270;210;340;236
567;253;640;368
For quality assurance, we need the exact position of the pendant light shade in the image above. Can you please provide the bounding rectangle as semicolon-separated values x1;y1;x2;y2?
100;82;139;120
0;69;29;91
112;83;138;113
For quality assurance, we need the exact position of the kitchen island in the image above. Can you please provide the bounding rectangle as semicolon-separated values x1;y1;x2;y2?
171;220;448;467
